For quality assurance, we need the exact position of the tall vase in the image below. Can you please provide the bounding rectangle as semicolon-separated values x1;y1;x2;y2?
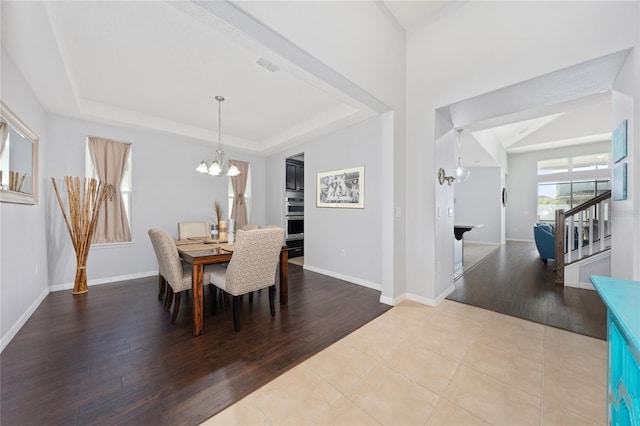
218;220;227;242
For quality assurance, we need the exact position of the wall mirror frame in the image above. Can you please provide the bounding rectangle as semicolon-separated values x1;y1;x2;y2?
0;100;39;205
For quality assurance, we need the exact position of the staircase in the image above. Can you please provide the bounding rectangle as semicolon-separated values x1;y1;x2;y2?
554;190;612;287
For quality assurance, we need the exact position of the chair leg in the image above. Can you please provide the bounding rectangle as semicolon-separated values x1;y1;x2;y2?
171;292;181;324
269;285;276;317
165;287;174;312
158;275;165;299
233;295;241;332
211;286;218;315
249;291;253;303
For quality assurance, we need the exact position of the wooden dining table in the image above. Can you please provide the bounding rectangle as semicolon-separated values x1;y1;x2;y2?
177;242;289;337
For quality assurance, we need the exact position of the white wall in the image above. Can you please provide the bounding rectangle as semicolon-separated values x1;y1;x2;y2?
611;42;639;280
303;116;382;288
507;141;611;242
45;114;266;288
407;1;639;302
454;167;503;244
233;1;405;301
267;115;383;289
1;49;50;349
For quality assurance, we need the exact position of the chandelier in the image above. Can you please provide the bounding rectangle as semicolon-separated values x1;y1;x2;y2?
454;128;470;183
196;96;240;177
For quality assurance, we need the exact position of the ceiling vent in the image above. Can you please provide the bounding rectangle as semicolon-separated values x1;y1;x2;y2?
256;57;280;72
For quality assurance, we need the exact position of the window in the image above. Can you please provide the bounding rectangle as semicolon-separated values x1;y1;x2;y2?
228;164;251;223
536;152;610;222
572;153;609;172
537;153;609;175
85;138;132;242
537;179;610;222
538;158;569;175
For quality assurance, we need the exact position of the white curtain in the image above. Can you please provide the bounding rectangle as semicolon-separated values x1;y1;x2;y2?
88;136;132;243
230;160;250;230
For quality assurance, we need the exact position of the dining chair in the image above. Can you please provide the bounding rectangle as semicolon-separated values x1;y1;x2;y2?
178;221;211;240
154;229;216;324
148;229;167;300
240;224;259;231
208;227;285;331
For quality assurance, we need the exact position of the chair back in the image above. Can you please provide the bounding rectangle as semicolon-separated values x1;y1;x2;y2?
178;221;211;239
533;223;555;260
155;229;191;292
240;224;259;231
148;229;166;278
225;228;285;295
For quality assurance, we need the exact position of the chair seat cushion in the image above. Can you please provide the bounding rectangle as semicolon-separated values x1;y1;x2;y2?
208;264;230;293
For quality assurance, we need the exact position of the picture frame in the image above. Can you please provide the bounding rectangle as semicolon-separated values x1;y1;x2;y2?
612;119;627;163
612;163;627;201
317;166;364;209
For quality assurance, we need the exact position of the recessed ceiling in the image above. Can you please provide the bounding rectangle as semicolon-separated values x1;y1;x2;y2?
382;1;455;30
1;1;376;154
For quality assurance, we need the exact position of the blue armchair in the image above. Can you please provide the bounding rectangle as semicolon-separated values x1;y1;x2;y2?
534;223;555;264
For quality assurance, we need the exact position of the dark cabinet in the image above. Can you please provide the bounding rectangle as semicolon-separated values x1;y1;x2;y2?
286;160;304;192
286;238;304;258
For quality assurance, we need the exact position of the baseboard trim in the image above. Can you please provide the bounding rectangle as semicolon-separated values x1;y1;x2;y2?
49;271;157;292
1;286;49;353
380;294;404;306
507;238;535;243
565;281;596;291
302;265;382;292
405;285;455;307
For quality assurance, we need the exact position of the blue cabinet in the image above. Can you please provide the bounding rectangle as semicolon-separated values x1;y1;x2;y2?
590;275;640;425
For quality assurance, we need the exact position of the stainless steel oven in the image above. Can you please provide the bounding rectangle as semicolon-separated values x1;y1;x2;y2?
286;199;304;216
285;215;304;241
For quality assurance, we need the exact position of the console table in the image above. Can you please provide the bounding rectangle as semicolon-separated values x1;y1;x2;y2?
589;275;640;425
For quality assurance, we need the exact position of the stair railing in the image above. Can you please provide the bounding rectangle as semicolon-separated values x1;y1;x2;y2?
554;190;611;284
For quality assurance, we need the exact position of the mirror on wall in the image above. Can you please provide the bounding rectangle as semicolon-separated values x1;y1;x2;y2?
0;100;39;205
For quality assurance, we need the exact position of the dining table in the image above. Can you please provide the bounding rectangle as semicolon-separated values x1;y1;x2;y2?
177;239;289;337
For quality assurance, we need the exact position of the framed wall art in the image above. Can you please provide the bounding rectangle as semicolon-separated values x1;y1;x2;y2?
613;119;628;163
317;166;364;209
612;163;627;201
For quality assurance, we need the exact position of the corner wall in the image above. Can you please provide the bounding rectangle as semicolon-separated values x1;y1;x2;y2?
1;49;49;350
267;116;383;290
506;141;611;242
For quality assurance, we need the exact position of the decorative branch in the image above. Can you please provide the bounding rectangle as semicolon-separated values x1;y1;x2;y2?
214;200;223;224
52;176;113;295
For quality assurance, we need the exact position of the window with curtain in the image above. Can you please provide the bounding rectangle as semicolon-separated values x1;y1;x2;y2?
85;137;132;243
228;161;251;229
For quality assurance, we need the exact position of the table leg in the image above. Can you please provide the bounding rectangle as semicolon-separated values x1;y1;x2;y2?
192;264;204;337
279;246;288;305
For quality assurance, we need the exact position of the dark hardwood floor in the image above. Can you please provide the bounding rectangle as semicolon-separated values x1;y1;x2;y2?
447;241;607;340
0;265;391;425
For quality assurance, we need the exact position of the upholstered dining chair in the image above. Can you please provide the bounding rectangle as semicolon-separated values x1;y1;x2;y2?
240;223;259;231
154;229;216;324
148;229;167;300
178;221;211;240
208;227;285;331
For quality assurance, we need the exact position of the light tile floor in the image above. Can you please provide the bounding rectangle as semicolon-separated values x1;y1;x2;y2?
202;300;607;426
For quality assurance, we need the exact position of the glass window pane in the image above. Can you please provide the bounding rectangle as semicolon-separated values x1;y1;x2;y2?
596;179;610;194
572;153;609;171
538;158;569;175
538;182;571;222
572;180;595;208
